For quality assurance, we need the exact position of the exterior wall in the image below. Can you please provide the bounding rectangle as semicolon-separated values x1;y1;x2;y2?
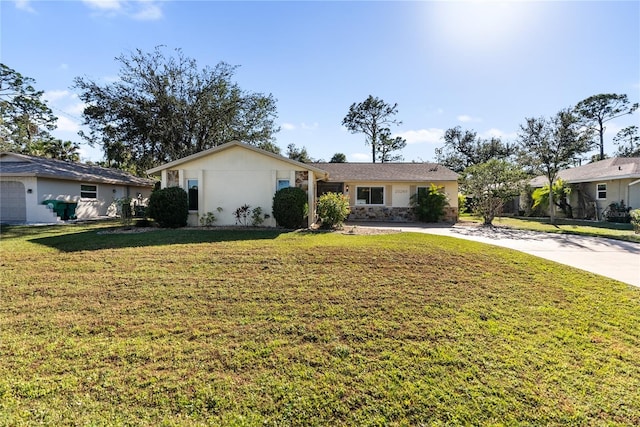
36;178;152;219
570;178;639;219
0;176;152;223
343;181;458;223
159;146;317;227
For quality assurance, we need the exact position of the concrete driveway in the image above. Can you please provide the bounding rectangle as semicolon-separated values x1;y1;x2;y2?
350;222;640;288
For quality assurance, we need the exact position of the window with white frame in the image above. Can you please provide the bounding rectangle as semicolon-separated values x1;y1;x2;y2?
596;183;607;200
80;184;97;199
187;179;198;211
356;186;384;205
277;179;290;191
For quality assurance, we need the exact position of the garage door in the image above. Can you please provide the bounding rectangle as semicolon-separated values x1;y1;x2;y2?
0;181;27;223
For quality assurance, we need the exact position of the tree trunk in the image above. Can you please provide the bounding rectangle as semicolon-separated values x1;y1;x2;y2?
548;177;556;225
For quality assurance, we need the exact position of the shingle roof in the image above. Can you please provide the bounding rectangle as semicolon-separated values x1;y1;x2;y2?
530;157;640;187
0;152;155;187
315;162;459;182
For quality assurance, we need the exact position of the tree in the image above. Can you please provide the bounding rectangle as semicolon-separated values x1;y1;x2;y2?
286;143;313;163
376;128;406;163
329;153;346;163
531;178;573;218
517;109;593;224
0;63;58;153
460;159;525;226
73;46;279;175
342;95;401;163
613;125;640;157
574;93;638;161
435;126;516;172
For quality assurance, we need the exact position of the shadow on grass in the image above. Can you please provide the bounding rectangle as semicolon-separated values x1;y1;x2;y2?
27;227;287;252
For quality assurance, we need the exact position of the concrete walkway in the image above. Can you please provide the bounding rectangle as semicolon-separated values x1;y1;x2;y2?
350;222;640;288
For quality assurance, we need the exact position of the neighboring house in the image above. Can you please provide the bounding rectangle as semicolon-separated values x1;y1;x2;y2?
529;157;640;220
147;141;460;227
146;141;329;227
0;152;154;224
315;162;459;222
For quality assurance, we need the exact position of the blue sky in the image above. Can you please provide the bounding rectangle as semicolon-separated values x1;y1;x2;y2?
2;0;639;163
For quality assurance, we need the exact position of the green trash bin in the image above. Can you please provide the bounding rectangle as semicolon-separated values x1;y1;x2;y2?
43;200;66;219
66;202;78;220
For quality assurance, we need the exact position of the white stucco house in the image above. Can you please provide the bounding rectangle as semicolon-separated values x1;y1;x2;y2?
0;152;154;224
147;141;329;227
147;141;460;227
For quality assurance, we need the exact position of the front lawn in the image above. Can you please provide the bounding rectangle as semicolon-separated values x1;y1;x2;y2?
462;215;640;243
1;223;639;425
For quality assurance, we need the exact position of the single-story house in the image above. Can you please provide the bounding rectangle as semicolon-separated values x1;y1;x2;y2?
315;162;459;222
529;157;640;219
147;141;459;227
0;152;154;224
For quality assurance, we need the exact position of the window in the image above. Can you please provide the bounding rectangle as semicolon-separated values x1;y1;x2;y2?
596;183;607;200
356;186;384;205
187;179;198;211
277;179;290;191
80;184;97;199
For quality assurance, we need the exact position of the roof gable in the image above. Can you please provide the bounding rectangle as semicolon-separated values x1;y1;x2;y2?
146;141;328;176
530;157;640;186
0;152;154;187
315;162;459;182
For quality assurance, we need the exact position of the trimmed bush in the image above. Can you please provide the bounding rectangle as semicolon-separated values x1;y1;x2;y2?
147;186;189;228
317;192;350;229
410;184;448;222
272;187;308;229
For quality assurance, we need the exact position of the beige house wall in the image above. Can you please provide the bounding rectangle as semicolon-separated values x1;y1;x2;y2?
159;145;318;227
571;178;640;218
344;181;458;209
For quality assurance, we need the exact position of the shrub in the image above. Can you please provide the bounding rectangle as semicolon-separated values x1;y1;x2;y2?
630;209;640;234
272;187;308;229
147;186;189;228
250;207;268;226
605;201;631;223
317;192;350;229
410;184;448;222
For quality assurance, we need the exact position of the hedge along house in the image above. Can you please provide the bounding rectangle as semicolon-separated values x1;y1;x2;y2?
529;157;640;220
0;152;155;224
315;162;459;222
146;141;328;228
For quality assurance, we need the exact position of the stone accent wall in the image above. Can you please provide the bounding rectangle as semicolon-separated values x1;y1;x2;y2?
348;206;458;223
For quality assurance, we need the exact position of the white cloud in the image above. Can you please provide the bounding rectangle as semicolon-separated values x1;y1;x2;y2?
479;128;517;140
132;0;162;20
81;0;163;20
395;128;445;144
350;153;370;162
55;116;81;133
281;122;319;131
44;90;72;103
457;114;482;123
82;0;122;11
14;0;35;13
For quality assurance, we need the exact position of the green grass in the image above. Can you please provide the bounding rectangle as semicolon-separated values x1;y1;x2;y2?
462;215;640;243
1;222;640;425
